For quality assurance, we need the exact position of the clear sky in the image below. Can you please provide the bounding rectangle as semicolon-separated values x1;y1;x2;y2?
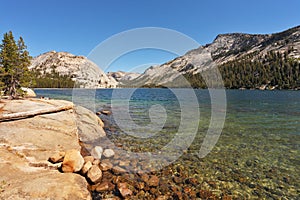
1;0;299;72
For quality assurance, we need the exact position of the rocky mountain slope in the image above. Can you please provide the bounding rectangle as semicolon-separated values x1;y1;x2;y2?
29;26;300;89
124;25;300;88
107;71;140;82
29;51;118;88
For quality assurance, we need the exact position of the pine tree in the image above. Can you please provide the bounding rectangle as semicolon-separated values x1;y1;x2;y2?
0;67;5;97
0;31;32;99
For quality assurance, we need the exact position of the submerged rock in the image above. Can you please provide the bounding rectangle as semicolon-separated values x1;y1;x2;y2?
99;160;113;171
112;166;127;175
148;175;160;187
118;182;133;198
100;110;112;115
91;146;103;160
95;181;115;192
103;148;115;158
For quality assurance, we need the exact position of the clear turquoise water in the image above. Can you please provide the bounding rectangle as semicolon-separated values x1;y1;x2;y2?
35;89;300;199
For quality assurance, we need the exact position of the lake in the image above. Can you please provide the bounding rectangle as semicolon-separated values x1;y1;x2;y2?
35;89;300;199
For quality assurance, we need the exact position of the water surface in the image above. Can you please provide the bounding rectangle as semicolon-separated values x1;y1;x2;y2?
35;89;300;199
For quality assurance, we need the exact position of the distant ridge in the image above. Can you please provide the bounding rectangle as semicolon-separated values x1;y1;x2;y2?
121;25;300;89
29;26;300;89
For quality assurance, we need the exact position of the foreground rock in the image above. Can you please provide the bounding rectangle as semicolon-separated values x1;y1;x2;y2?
0;99;104;199
62;149;84;173
74;105;106;143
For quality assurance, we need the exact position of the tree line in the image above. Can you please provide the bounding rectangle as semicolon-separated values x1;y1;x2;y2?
184;50;300;89
31;69;75;88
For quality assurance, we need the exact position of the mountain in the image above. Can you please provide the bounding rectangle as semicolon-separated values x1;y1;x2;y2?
124;26;300;89
29;51;118;88
107;71;140;82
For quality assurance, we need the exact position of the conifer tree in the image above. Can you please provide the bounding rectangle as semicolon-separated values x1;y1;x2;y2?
0;31;32;99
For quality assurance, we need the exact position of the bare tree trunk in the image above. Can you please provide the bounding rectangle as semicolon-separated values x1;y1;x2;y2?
0;104;74;121
12;78;17;99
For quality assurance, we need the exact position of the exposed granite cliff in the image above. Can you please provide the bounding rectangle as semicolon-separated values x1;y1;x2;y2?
29;51;118;88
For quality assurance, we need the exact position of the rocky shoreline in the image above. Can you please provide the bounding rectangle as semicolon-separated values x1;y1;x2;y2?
0;98;194;199
0;99;92;199
1;98;298;200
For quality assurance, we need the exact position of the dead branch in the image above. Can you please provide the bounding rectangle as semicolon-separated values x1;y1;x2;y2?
0;104;73;121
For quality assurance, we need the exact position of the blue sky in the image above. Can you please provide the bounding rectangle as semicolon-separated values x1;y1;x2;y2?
1;0;299;72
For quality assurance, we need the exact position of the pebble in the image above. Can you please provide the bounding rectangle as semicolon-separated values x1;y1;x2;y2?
158;183;169;194
136;182;145;190
185;178;198;186
119;160;130;167
222;195;233;200
92;159;100;166
148;175;160;187
103;149;115;158
95;181;115;192
81;161;92;174
173;176;183;184
99;160;113;171
112;166;127;175
246;160;252;167
150;187;158;194
100;110;112;115
91;146;103;160
118;182;133;198
156;195;169;200
87;165;102;184
198;190;214;199
140;173;149;182
83;156;94;163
